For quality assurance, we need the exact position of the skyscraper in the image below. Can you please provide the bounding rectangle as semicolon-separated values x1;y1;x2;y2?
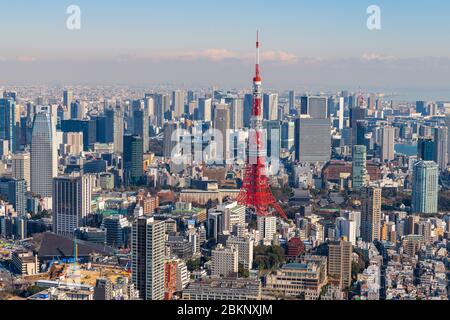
361;187;382;243
197;98;212;122
257;215;277;245
0;178;26;217
230;98;244;130
70;101;85;119
289;90;296;113
338;97;344;131
264;120;281;159
328;240;352;289
412;160;439;214
30;110;57;198
53;175;92;237
433;126;448;171
214;104;231;163
381;126;395;162
105;107;124;154
12;152;30;191
281;121;295;151
306;96;328;119
418;137;435;161
356;120;369;147
163;122;180;159
172;90;185;118
0;98;16;152
211;244;239;277
416;101;426;115
187;90;195;103
243;94;253;128
350;106;366;147
352;145;367;190
154;93;171;127
263;93;279;121
123;135;144;186
300;96;308;115
63;89;73;108
230;98;244;129
294;117;331;163
132;101;149;153
61;119;96;151
132;216;165;300
446;110;450;166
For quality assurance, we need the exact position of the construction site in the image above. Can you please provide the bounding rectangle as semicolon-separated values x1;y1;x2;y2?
21;262;131;288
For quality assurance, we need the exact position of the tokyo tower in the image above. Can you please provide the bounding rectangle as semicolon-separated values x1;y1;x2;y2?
237;32;288;220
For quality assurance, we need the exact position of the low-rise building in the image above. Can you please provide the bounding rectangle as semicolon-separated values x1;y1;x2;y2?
182;277;261;300
265;255;328;300
12;250;39;275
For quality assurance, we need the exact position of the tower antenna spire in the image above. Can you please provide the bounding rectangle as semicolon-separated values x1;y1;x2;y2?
254;30;261;81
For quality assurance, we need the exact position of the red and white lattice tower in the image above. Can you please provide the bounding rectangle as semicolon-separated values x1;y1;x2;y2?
237;32;288;220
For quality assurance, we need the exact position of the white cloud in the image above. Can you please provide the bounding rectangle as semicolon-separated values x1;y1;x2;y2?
260;51;298;64
360;53;396;61
166;49;238;61
150;49;299;64
17;56;37;63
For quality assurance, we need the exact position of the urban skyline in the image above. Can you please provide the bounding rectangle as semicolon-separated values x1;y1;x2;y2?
0;0;450;308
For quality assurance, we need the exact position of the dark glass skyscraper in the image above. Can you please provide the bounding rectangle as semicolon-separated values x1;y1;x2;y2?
356;120;369;149
0;98;17;152
123;134;144;186
418;137;435;161
416;101;427;116
243;94;253;128
132;100;149;153
350;106;366;147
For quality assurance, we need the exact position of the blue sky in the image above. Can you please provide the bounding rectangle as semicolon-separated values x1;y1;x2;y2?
1;0;450;96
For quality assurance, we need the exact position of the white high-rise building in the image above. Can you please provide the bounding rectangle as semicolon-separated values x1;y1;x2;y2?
131;216;165;300
218;202;245;232
214;104;231;163
336;218;357;246
230;98;244;129
434;126;448;171
338;97;344;131
198;98;212;122
257;216;277;245
226;236;254;271
345;211;361;238
445;110;450;166
289;90;296;113
211;244;238;277
12;152;30;191
176;260;189;292
172;90;186;118
30;109;57;198
381;126;395;162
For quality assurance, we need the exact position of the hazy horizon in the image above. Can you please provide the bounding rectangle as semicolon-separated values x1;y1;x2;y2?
1;0;450;101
